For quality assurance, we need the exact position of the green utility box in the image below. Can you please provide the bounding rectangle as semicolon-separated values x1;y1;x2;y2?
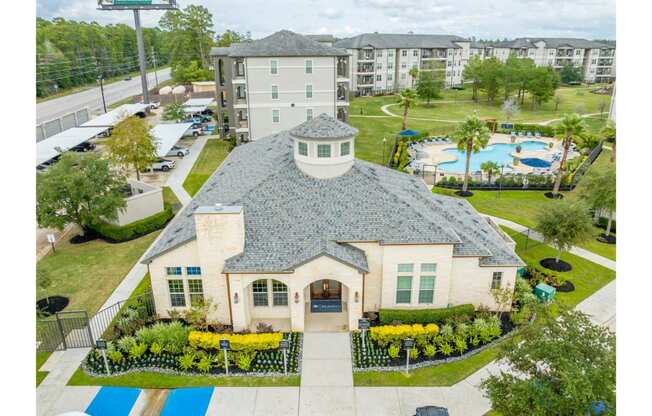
517;267;527;278
534;283;556;302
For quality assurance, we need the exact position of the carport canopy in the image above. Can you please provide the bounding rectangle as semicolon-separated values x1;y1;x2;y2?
36;126;108;165
151;122;194;157
80;103;149;128
183;98;214;107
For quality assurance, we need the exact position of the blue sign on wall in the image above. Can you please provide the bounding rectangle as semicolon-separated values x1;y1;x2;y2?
311;299;342;313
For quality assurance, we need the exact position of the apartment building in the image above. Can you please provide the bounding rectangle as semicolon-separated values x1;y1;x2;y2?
211;30;350;142
470;38;616;83
333;33;470;95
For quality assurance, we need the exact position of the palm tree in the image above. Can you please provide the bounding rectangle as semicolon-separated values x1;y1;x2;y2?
551;113;586;198
397;89;417;130
453;114;491;194
480;161;500;184
601;120;616;163
408;67;419;88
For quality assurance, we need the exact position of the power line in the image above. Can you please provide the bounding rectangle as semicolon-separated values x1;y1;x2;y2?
36;61;143;84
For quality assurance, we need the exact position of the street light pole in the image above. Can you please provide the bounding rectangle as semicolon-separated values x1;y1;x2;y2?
97;76;107;113
151;47;159;86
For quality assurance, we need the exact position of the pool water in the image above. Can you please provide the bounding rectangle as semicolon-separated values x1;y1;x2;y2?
437;141;548;173
520;158;552;168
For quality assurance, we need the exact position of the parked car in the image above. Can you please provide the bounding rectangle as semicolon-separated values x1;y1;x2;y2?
147;158;176;172
70;141;96;152
166;145;190;158
184;126;204;137
143;101;161;110
124;75;132;81
414;406;449;416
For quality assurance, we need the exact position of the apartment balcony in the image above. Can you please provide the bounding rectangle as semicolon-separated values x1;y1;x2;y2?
357;50;375;61
356;75;374;86
598;59;613;67
233;60;246;78
356;63;374;73
337;107;349;123
337;57;350;79
337;84;349;104
556;49;574;57
599;49;615;57
596;68;612;75
421;49;447;59
554;58;573;67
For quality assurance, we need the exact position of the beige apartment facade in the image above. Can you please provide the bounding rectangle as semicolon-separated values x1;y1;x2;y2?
142;115;523;332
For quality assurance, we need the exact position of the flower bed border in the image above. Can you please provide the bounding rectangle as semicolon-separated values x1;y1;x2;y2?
81;332;303;379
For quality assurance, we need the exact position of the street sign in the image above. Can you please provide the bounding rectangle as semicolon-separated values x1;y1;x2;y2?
96;339;110;375
403;338;415;349
279;339;290;375
404;338;415;374
279;340;290;350
95;339;108;349
220;339;231;375
358;319;370;330
46;233;56;244
220;339;230;350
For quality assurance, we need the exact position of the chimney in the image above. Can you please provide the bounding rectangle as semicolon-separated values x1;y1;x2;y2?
194;204;245;265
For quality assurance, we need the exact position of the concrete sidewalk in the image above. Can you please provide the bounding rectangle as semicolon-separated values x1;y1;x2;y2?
164;135;209;205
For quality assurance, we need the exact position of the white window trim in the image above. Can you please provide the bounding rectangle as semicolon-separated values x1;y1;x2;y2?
305;83;313;99
167;278;186;308
298;141;308;156
317;143;331;158
270;59;279;75
305;59;313;74
306;108;313;121
272;109;280;124
271;85;279;100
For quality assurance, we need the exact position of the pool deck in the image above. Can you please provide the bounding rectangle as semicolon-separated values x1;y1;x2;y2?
414;133;568;176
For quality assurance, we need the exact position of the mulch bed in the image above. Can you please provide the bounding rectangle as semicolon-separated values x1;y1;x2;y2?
37;295;69;316
455;190;474;197
544;192;564;200
555;280;576;292
540;257;572;272
597;234;616;244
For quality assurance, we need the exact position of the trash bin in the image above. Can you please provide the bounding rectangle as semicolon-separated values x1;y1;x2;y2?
534;283;556;302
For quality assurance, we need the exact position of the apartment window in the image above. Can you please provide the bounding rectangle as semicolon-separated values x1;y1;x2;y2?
377;63;382;70
491;272;503;290
166;267;182;276
186;266;201;275
272;109;280;123
272;280;288;306
306;108;313;121
419;276;436;304
387;74;393;81
252;279;269;306
401;73;406;80
413;50;418;57
168;279;185;307
298;141;308;156
340;141;350;156
402;50;407;57
317;144;331;158
376;75;382;81
188;279;204;306
388;63;394;70
271;85;278;99
401;62;407;69
388;50;394;57
396;276;412;304
270;60;278;74
306;84;313;99
377;50;383;57
305;59;313;74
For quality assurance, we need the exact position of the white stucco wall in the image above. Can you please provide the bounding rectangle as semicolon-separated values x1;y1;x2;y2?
449;258;517;310
113;181;164;226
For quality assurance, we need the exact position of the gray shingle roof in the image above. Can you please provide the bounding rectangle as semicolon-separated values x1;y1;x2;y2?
290;113;359;140
334;33;468;49
210;30;348;58
142;127;524;271
492;37;612;50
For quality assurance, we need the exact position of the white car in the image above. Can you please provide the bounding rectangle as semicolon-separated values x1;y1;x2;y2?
166;145;190;158
184;126;204;137
148;158;176;172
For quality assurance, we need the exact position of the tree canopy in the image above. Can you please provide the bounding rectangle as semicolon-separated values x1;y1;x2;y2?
36;153;127;233
415;71;442;105
481;307;616;416
535;201;593;262
397;89;418;130
105;116;158;180
559;63;584;84
453;114;491;192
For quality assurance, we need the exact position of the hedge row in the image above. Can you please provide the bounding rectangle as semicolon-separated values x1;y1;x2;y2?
496;123;556;137
379;304;475;325
596;216;616;233
91;206;174;243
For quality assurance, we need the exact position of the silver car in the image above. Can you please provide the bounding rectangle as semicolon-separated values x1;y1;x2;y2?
149;158;176;172
166;145;190;158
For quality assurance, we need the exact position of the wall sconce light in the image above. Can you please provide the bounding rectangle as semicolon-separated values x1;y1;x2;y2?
294;292;300;304
233;292;239;304
354;291;360;303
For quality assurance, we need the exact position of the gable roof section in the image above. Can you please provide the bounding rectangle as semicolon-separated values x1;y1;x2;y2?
334;33;467;49
142;129;523;270
210;30;348;58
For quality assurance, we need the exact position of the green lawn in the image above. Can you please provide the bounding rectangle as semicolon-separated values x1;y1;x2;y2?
354;225;615;387
162;186;182;213
67;368;300;388
182;139;233;197
36;351;51;386
37;231;161;314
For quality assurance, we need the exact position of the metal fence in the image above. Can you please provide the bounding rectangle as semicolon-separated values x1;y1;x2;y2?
36;291;155;353
36;108;91;142
570;140;603;187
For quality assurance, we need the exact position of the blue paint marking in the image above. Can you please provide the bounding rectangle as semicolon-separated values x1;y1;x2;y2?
161;387;214;416
85;387;141;416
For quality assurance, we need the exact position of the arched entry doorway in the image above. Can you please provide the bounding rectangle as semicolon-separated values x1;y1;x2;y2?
303;279;349;332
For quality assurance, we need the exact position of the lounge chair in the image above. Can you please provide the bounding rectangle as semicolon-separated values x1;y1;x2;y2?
535;132;541;137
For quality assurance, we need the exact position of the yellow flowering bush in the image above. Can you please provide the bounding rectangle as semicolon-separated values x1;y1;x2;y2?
369;323;439;348
188;331;284;352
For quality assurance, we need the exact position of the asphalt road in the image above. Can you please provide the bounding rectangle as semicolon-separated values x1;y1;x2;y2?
36;67;172;124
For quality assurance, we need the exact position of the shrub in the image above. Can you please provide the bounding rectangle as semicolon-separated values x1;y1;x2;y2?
439;324;454;342
379;304;475;325
178;352;196;371
423;344;437;358
438;340;453;356
149;342;163;355
91;206;173;243
107;350;124;364
195;355;213;373
596;216;616;233
117;336;137;353
129;342;148;360
511;304;534;326
188;331;283;352
497;123;556;137
454;335;468;355
235;351;256;371
369;324;439;348
409;347;420;360
136;321;190;354
388;344;400;359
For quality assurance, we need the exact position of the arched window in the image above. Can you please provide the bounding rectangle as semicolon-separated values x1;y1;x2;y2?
272;280;288;306
252;279;268;306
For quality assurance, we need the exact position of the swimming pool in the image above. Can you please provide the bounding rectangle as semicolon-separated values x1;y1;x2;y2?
520;158;552;168
437;141;548;173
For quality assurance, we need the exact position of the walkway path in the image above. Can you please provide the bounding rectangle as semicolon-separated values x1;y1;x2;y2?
164;135;209;205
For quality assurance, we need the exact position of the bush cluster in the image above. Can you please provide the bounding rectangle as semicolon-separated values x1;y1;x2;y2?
91;206;173;243
188;331;284;352
379;304;475;325
369;324;439;348
496;123;556;137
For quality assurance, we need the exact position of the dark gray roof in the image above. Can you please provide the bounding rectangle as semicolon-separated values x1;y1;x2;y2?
210;30;348;58
290;113;358;140
492;37;612;49
334;33;468;49
305;34;336;43
142;126;523;271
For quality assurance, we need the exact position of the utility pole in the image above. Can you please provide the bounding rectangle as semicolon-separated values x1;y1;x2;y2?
151;47;159;86
133;9;149;104
97;76;107;113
